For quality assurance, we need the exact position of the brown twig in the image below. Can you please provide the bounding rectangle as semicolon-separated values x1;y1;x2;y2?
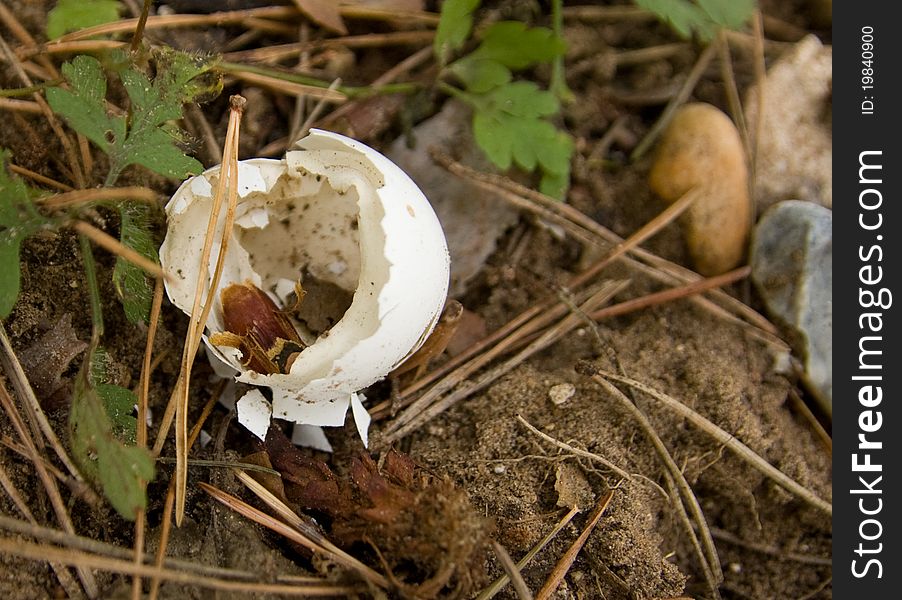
0;463;83;598
0;379;98;597
592;372;832;515
71;221;166;279
172;95;245;525
130;277;164;600
39;186;161;208
588;267;750;321
534;491;614;600
492;541;533;600
0;537;357;596
593;377;723;597
476;507;580;600
630;41;719;162
379;281;628;445
129;0;153;53
8;163;74;191
200;482;390;589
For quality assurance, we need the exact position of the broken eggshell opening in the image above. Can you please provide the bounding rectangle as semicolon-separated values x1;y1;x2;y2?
160;130;450;447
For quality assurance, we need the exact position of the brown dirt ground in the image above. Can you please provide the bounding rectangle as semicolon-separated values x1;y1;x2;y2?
1;1;831;599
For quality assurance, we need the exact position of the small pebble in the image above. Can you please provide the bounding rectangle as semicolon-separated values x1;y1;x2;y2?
649;103;751;276
549;383;577;405
493;464;507;474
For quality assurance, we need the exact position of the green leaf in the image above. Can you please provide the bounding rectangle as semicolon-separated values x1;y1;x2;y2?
96;384;138;445
119;125;203;180
49;50;216;183
47;0;121;40
635;0;711;38
696;0;756;29
71;361;154;520
540;168;569;200
0;239;21;318
113;203;156;323
486;82;559;118
635;0;754;40
46;56;124;152
0;152;49;318
472;110;514;170
435;0;481;65
448;57;511;94
469;21;566;69
468;82;573;199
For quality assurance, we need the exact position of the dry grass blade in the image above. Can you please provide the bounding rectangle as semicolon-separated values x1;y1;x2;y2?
0;513;258;579
0;97;44;114
223;31;435;63
477;507;579;600
0;377;98;597
168;95;245;526
592;372;832;515
0;32;86;188
631;41;718;162
534;491;614;600
491;541;533;600
429;148;781;342
224;69;347;102
593;377;723;597
55;6;299;42
39;186;161;208
0;463;83;598
131;277;164;600
588;267;751;321
516;415;631;481
0;536;357;596
233;470;388;585
7;163;74;191
380;280;628;445
707;526;831;566
72;221;166;279
0;323;92;495
148;381;228;600
199;482;390;589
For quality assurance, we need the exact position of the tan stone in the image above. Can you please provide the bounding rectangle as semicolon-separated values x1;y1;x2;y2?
649;103;751;276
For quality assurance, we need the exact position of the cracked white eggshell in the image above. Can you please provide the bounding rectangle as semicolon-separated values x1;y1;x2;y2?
159;129;450;441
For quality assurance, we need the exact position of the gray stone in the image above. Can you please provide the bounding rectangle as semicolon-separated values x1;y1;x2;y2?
751;200;832;414
387;101;520;297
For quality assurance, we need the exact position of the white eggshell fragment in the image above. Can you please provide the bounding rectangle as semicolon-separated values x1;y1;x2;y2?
160;129;450;444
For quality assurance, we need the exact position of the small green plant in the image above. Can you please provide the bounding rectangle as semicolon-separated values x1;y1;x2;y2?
634;0;756;40
1;48;220;518
45;48;220;323
435;0;573;199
